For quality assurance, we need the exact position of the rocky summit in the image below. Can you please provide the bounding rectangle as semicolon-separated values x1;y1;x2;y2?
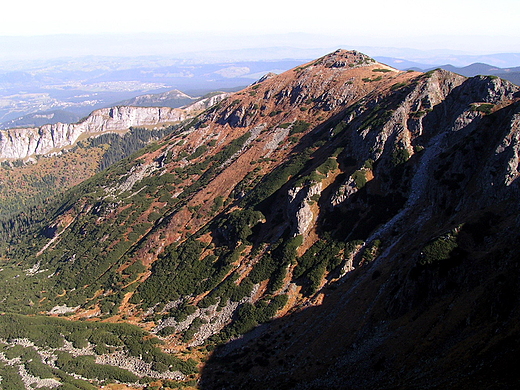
0;49;520;389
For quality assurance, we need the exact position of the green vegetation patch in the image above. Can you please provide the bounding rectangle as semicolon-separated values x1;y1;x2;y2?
244;147;314;207
391;148;410;166
391;82;408;91
294;239;360;294
209;295;288;344
362;76;383;82
317;158;339;175
289;120;311;135
0;313;197;388
409;109;432;118
470;103;494;115
359;106;394;132
419;230;459;265
56;353;139;383
352;170;367;188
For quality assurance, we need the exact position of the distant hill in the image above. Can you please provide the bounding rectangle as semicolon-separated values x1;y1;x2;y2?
376;52;520;68
114;89;197;108
373;56;435;70
435;62;502;76
0;109;80;129
378;57;520;86
0;90;227;130
430;63;520;86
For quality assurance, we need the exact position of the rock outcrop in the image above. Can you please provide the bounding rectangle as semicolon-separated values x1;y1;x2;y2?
182;92;230;113
0;106;187;160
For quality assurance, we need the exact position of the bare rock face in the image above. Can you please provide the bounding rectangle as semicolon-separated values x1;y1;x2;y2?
0;106;188;160
287;182;322;236
182;92;230;113
319;49;376;69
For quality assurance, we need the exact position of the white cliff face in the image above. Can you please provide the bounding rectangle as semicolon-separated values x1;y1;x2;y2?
182;92;230;114
0;106;188;160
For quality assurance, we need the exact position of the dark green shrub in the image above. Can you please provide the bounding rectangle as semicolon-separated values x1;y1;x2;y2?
290;120;310;135
362;76;382;82
361;239;381;263
217;209;264;246
352;170;367;188
187;145;208;160
470;103;494;115
363;159;374;169
391;82;408;90
198;294;218;308
419;233;458;265
391;148;410;166
147;212;162;222
317;158;338;175
157;326;176;337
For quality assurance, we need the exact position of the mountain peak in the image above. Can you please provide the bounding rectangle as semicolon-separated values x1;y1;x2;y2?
318;49;377;68
201;49;412;131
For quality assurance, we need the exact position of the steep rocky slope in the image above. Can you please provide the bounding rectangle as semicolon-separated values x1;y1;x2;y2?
200;56;520;389
1;50;520;389
0;106;187;160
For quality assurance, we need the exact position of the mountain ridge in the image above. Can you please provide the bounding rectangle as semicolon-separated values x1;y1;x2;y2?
1;49;520;389
0;106;186;160
0;109;81;130
377;57;520;86
113;89;198;108
0;91;230;160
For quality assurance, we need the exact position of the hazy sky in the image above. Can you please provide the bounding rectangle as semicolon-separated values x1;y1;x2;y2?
2;0;520;54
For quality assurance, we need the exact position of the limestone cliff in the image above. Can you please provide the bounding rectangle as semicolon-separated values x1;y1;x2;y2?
0;106;187;160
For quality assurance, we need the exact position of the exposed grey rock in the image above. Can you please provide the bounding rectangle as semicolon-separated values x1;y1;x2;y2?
0;106;188;160
287;182;322;236
48;304;79;315
182;92;230;113
264;126;290;157
96;351;185;380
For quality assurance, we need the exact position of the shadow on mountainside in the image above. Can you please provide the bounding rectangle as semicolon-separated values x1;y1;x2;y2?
200;220;520;390
199;88;520;390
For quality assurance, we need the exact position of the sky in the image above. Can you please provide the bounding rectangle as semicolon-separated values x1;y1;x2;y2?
1;0;519;57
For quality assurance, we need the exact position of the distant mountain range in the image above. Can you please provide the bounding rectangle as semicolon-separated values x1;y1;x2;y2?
114;89;197;108
374;52;520;68
375;56;520;86
2;52;520;131
0;56;304;125
0;109;81;129
426;63;520;85
0;89;228;129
